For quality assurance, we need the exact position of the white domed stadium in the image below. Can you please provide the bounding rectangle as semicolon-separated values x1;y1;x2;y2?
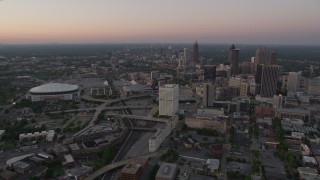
27;83;80;102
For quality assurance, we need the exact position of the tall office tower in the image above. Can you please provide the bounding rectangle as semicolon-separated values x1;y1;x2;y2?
255;64;264;84
228;44;239;76
250;57;256;74
183;48;190;64
193;41;199;64
268;51;277;65
203;83;216;107
203;65;216;83
260;65;279;97
286;72;301;93
159;84;179;116
254;47;269;72
240;61;251;74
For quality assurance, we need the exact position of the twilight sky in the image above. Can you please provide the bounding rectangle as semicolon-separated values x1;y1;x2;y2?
0;0;320;45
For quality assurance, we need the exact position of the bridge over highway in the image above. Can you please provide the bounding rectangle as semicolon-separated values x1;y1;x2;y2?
47;105;153;114
105;113;168;123
85;149;167;180
129;127;157;132
81;94;154;105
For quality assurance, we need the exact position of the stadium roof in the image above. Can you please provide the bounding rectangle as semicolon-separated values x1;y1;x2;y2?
29;83;79;94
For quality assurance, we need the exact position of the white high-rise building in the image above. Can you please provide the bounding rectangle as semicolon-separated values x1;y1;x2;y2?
159;84;179;116
286;72;301;93
183;48;190;64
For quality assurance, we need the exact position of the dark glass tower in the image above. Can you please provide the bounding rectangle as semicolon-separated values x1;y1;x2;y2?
204;65;216;83
260;65;279;97
268;51;277;65
193;41;199;64
228;44;239;76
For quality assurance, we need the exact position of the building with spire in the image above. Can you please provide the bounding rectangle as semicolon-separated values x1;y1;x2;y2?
193;41;199;64
228;44;239;76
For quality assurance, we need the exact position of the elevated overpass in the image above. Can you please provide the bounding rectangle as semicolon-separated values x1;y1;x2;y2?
129;127;157;132
85;149;167;180
81;94;154;105
47;105;153;114
105;113;168;123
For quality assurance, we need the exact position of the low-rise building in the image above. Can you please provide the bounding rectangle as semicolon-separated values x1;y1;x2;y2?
182;137;199;148
275;108;310;121
120;157;149;180
206;159;220;172
19;130;55;143
149;116;178;152
68;143;82;155
291;132;305;140
212;145;223;156
62;154;76;168
6;154;34;167
12;161;30;174
52;145;69;157
149;123;171;152
307;134;320;144
185;116;227;133
66;166;93;180
155;162;177;180
302;156;318;167
254;106;273;118
298;167;320;179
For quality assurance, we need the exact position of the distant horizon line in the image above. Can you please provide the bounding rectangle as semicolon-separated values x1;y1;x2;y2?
0;42;319;47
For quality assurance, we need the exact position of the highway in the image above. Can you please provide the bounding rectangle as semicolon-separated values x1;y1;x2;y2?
47;105;153;114
73;95;159;137
100;101;138;180
85;149;168;180
81;94;153;105
104;113;168;123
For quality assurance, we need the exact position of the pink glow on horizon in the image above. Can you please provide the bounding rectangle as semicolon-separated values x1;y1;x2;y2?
0;0;319;44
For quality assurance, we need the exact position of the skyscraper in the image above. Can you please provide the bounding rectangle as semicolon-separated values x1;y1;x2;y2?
268;51;277;65
159;84;179;116
286;72;301;93
260;65;279;97
183;48;190;64
228;44;239;76
254;47;269;72
203;83;216;107
255;64;264;84
203;65;216;83
193;41;199;64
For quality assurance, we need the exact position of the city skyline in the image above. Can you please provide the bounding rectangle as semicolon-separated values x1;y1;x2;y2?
1;0;320;45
